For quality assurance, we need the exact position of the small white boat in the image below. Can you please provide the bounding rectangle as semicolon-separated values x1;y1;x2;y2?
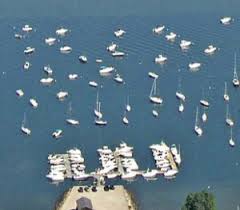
189;62;201;70
126;96;131;112
226;104;234;127
68;74;78;80
155;54;167;64
107;42;118;52
66;119;79;125
79;55;88;63
223;82;230;101
15;34;23;39
22;24;33;32
66;102;79;125
220;17;232;25
200;99;210;107
21;113;31;135
114;74;124;83
112;51;125;57
99;66;114;75
56;91;68;100
142;169;158;179
60;46;72;54
52;129;63;139
24;46;35;54
94;92;102;118
95;118;107;126
152;25;165;34
229;128;235;147
23;61;31;70
148;72;159;79
107;173;119;179
232;53;239;87
96;59;103;63
149;78;163;104
204;45;217;55
114;29;126;37
89;81;98;87
16;89;24;97
180;40;192;49
152;109;159;117
176;92;185;102
165;32;177;41
121;171;137;179
164;169;178;178
178;102;184;113
29;98;38;108
40;77;54;85
202;108;207;122
43;65;53;75
122;111;129;125
45;37;56;46
194;107;203;136
56;27;69;36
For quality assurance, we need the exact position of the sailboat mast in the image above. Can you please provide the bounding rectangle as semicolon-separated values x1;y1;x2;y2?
234;52;238;79
195;107;199;126
226;104;229;119
149;79;155;97
224;82;227;95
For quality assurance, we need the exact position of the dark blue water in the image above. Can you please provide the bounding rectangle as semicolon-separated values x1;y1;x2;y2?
1;15;240;210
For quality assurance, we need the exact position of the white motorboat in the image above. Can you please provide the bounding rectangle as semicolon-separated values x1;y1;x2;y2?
66;102;79;125
52;129;63;139
21;113;31;135
165;32;177;41
126;96;131;112
112;51;125;57
89;81;98;87
15;33;23;39
155;54;167;64
23;61;31;70
45;37;56;46
189;62;201;70
29;98;38;108
68;74;78;80
152;109;159;117
114;29;126;37
56;91;68;100
180;40;192;50
67;148;81;155
178;102;184;112
107;173;119;179
40;77;54;85
95;117;107;126
229;128;235;147
43;65;53;75
96;59;103;63
24;46;35;54
16;89;24;97
149;78;163;104
220;16;232;25
152;25;165;34
73;173;90;181
223;82;230;101
107;42;118;52
46;172;65;182
226;104;234;127
204;45;217;55
22;24;33;32
60;46;72;54
122;111;129;125
200;99;210;107
94;92;103;118
164;169;178;178
56;27;69;36
232;53;239;87
194;107;203;136
121;170;137;180
148;72;159;79
66;119;79;125
99;66;114;75
142;169;158;179
79;55;88;63
114;74;124;83
176;92;185;101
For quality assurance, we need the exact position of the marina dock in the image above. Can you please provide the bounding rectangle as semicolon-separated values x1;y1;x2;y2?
57;185;136;210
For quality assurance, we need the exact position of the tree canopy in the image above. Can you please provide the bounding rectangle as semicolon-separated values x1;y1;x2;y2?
182;190;216;210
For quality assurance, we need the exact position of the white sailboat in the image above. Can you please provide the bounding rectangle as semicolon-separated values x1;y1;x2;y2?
95;102;107;126
149;78;163;104
178;101;184;113
224;82;230;101
66;102;79;125
21;113;31;135
122;111;129;125
226;104;234;127
194;107;203;136
200;89;210;107
229;127;235;147
126;96;131;112
201;107;208;122
232;53;239;87
94;92;103;118
176;78;186;101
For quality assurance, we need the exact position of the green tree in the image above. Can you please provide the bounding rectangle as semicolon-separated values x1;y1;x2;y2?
182;190;216;210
